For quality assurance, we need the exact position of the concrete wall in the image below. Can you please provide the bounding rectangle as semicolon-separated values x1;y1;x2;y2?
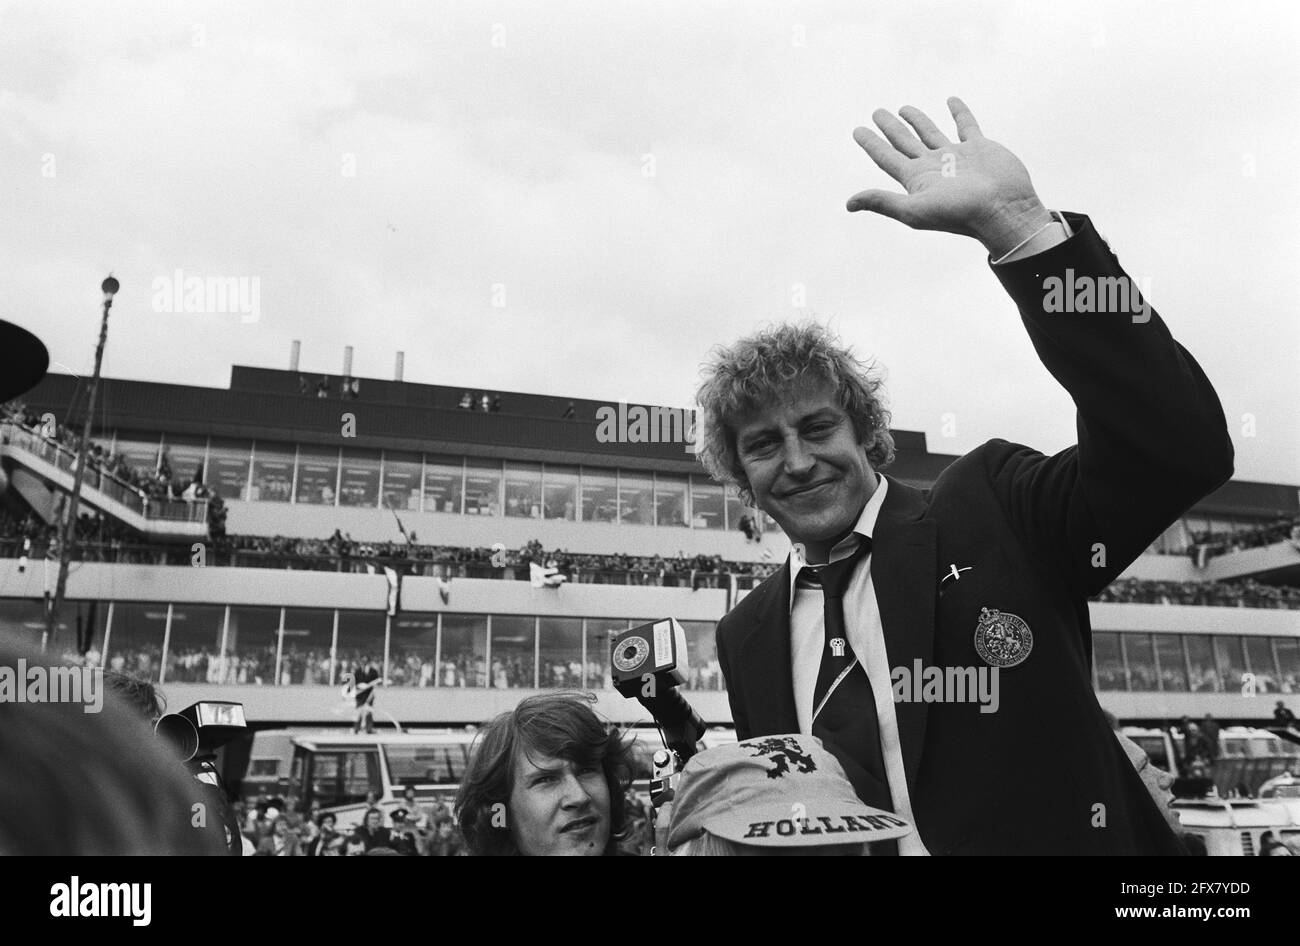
1205;542;1300;582
161;682;734;728
0;561;729;619
1120;553;1201;582
1089;602;1300;637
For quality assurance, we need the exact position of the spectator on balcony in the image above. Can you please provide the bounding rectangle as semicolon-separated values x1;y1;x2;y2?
1275;701;1297;730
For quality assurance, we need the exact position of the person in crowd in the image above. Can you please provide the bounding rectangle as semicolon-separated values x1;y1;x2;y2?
102;668;244;854
401;785;430;831
347;656;382;733
426;815;464;856
1258;831;1294;856
456;692;633;855
1200;714;1220;760
388;808;422;855
350;808;394;853
306;812;344;855
668;734;910;855
701;98;1230;854
256;815;303;856
0;636;225;855
1112;728;1182;837
459;391;473;409
1274;701;1297;729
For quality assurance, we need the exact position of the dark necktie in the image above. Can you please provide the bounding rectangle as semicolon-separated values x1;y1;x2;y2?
799;537;897;842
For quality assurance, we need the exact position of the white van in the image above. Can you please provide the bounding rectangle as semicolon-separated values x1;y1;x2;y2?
1174;796;1300;855
286;730;478;831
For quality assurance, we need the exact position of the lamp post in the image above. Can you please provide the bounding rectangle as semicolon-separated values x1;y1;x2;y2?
43;275;118;654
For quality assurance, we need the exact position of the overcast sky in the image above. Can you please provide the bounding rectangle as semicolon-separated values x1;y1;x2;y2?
3;0;1297;485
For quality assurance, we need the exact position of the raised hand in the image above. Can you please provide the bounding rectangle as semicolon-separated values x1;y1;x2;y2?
847;97;1054;258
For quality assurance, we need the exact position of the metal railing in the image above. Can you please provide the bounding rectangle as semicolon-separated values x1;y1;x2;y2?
0;538;774;587
0;422;207;523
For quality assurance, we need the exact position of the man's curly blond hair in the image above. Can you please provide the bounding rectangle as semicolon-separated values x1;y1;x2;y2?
694;321;894;506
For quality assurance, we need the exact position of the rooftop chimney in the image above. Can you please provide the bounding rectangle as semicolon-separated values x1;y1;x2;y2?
395;351;405;382
343;346;354;379
289;339;301;372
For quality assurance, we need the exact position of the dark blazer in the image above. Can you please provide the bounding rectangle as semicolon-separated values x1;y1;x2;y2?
716;214;1233;855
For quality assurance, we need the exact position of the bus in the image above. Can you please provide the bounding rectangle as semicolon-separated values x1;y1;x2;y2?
284;730;479;831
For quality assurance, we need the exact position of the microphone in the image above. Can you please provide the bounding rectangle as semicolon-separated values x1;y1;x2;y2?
610;619;708;854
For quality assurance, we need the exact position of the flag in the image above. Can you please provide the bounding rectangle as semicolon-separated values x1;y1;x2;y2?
384;566;402;616
530;561;566;588
436;577;451;605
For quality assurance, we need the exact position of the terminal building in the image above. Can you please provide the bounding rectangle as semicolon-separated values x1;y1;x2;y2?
2;356;1298;732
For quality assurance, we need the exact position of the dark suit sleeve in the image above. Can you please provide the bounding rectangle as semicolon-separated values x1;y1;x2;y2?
715;618;751;740
982;214;1233;598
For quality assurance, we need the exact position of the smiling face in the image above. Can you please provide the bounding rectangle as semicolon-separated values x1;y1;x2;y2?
735;378;878;562
507;748;610;856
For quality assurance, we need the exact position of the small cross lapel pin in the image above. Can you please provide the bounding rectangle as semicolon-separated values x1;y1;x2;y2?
940;563;973;586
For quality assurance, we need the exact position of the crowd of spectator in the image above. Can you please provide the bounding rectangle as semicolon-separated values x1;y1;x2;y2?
4;510;1299;608
3;403;213;504
1095;577;1300;610
241;790;468;856
240;784;654;856
222;532;779;587
1188;517;1300;564
0;506;140;550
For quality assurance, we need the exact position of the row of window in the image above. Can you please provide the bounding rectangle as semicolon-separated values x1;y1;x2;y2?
1;600;723;692
99;430;758;530
1093;632;1300;694
11;599;1296;697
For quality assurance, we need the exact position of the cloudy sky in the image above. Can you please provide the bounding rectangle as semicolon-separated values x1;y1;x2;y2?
3;0;1297;483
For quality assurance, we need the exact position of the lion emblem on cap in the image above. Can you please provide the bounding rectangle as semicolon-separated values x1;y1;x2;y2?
745;736;817;779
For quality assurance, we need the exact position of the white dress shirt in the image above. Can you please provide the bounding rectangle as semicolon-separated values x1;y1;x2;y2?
788;475;930;856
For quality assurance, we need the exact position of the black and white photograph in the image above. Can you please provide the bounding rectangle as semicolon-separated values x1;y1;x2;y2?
1;0;1297;916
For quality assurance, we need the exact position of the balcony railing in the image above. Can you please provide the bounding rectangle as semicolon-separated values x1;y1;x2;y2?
0;422;208;523
0;538;770;589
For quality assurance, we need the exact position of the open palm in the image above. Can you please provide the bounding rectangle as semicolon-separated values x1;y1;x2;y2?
847;97;1050;254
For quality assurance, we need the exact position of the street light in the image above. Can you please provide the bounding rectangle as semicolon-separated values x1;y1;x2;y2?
44;274;120;654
